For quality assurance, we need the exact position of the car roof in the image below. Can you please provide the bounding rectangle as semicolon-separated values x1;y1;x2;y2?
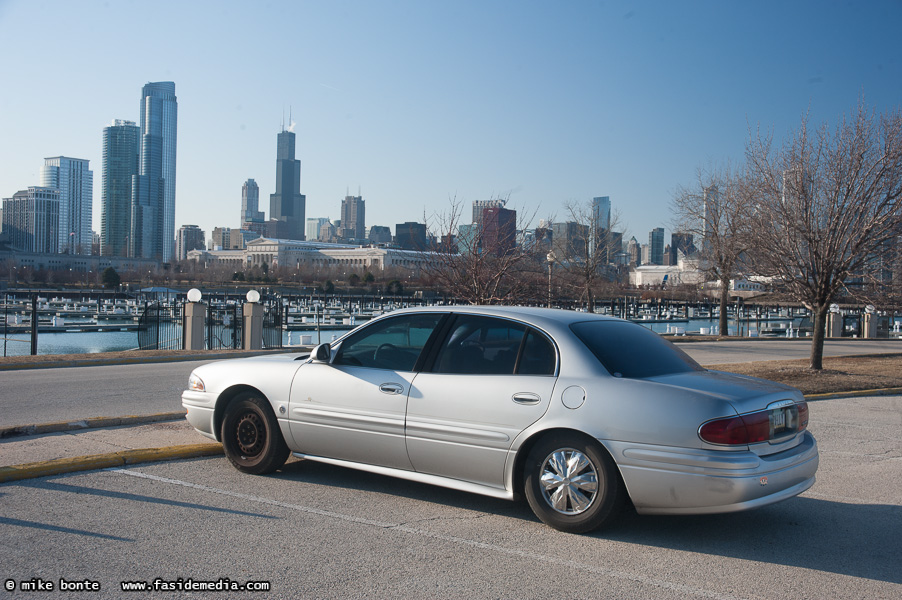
384;305;621;331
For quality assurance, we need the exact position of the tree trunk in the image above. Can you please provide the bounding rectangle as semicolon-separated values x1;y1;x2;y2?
718;278;730;336
810;305;827;371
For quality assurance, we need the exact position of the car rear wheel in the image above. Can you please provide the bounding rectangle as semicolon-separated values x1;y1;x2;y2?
524;434;624;533
221;393;289;475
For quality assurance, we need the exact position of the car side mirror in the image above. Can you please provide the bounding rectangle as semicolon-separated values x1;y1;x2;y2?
311;343;331;363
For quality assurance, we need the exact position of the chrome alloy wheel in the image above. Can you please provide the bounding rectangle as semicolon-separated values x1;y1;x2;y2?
539;449;599;515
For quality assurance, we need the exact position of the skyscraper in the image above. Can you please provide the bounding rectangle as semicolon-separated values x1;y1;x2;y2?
241;179;264;223
269;128;305;240
41;156;93;254
176;224;205;261
101;120;139;256
1;187;60;253
340;195;365;241
482;206;517;256
649;227;665;265
592;196;611;231
132;81;178;261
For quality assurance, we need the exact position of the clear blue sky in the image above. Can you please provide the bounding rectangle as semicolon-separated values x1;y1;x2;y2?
1;0;900;247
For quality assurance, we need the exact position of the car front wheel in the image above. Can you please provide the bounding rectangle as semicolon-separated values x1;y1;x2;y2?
221;393;289;475
524;434;624;533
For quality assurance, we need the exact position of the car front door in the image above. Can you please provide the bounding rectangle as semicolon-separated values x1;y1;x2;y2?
287;312;445;470
406;315;558;488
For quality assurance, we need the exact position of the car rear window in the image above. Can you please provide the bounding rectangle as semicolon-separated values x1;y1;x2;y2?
570;320;703;379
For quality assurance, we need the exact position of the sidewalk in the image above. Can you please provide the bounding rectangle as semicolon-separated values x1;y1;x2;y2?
0;415;222;483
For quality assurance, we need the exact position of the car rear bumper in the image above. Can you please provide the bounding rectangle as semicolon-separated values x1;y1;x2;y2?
607;431;819;515
181;390;218;441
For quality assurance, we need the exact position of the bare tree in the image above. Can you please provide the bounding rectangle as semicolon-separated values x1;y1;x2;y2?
549;200;624;312
672;165;753;336
744;102;902;369
423;197;540;305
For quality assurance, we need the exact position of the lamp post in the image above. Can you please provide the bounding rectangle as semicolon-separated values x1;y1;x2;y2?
546;251;556;309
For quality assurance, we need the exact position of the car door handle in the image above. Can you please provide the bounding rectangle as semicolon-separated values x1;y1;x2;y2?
512;393;541;405
379;383;404;395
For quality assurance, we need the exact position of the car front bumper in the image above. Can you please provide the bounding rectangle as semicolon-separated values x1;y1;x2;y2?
181;390;218;441
607;431;819;515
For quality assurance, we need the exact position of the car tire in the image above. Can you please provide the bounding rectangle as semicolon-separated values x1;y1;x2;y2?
221;393;290;475
524;433;624;533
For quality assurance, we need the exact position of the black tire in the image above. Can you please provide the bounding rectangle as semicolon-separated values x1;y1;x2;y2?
523;433;624;533
221;393;290;475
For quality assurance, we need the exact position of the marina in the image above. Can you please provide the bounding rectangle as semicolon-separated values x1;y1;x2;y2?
2;290;899;358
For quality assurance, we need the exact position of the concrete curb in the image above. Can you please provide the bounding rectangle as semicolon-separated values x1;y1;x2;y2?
0;348;305;372
0;411;185;439
803;387;902;401
0;443;224;483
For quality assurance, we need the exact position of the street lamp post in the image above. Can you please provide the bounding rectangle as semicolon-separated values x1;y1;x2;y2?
546;251;556;309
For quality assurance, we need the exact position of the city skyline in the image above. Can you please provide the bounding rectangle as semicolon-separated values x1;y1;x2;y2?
1;1;900;248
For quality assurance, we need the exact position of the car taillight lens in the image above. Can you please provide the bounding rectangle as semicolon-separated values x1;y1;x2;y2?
700;401;808;445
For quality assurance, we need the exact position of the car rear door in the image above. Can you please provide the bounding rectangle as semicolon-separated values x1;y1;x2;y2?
406;315;558;488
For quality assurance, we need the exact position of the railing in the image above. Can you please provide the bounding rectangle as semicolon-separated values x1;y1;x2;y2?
137;301;184;350
207;303;242;350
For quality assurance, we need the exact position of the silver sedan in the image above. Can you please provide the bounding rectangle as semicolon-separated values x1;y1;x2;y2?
182;306;818;533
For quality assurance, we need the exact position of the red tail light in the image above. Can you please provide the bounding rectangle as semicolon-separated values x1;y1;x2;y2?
700;401;808;445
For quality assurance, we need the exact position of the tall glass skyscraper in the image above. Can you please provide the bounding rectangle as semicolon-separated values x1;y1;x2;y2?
132;82;177;261
241;179;264;223
101;120;139;256
41;157;93;254
269;129;305;240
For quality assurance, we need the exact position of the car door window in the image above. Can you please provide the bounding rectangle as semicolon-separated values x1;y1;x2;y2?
433;315;526;375
333;313;443;371
516;329;556;375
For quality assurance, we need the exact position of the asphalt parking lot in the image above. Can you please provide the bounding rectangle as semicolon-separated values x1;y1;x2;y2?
1;394;899;599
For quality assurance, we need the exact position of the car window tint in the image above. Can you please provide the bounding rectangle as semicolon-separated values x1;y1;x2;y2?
516;329;556;375
434;315;526;375
333;313;443;371
570;320;703;379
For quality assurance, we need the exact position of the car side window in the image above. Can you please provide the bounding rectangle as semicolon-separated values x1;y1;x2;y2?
433;316;526;375
516;329;556;375
333;313;443;371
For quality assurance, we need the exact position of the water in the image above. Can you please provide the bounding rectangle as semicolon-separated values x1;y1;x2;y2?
1;328;354;358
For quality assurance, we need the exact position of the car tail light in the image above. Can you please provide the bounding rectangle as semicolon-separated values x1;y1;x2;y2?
700;401;808;445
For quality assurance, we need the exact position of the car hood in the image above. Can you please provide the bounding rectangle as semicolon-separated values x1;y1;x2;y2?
645;369;803;414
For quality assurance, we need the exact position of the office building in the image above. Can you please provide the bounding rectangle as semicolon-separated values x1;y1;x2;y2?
241;179;264;223
306;217;330;242
368;225;392;244
132;81;178;261
41;156;93;254
481;206;517;256
176;225;206;261
552;221;589;259
269;128;305;240
472;198;506;227
671;231;695;264
101;120;139;257
649;227;665;265
395;221;427;251
340;195;365;241
2;187;60;253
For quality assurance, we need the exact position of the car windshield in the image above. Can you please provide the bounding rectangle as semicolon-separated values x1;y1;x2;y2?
570;320;703;379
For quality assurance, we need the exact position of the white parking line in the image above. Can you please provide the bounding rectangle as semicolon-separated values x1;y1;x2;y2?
109;467;748;600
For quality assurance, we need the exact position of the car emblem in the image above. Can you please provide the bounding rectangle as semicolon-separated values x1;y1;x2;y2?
760;477;768;486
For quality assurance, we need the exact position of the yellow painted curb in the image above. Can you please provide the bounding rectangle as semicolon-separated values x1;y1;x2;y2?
0;443;223;483
804;387;902;401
